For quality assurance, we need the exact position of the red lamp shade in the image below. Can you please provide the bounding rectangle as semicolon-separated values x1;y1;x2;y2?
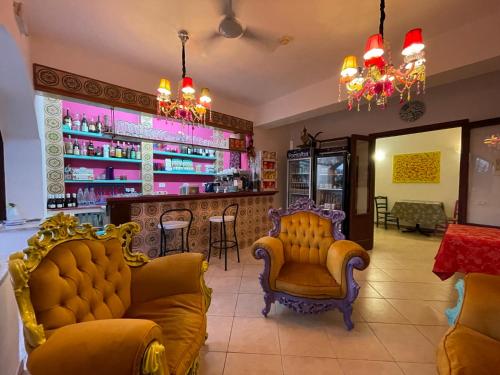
363;34;384;60
181;76;195;94
402;28;425;56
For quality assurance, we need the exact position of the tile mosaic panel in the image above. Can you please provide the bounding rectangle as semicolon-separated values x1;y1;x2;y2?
43;97;65;195
140;114;154;195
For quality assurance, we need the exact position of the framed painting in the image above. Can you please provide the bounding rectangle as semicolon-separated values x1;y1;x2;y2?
392;151;441;183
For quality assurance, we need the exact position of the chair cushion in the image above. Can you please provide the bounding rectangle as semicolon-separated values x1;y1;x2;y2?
437;324;500;375
275;262;341;299
209;215;235;223
126;293;206;375
158;221;189;230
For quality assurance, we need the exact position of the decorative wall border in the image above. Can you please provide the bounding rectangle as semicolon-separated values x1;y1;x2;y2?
140;114;154;195
43;97;65;195
33;64;253;134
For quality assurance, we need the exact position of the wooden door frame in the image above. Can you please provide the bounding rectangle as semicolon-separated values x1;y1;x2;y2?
369;119;469;224
459;117;500;227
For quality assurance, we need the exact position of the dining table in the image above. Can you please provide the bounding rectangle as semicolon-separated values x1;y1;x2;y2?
433;224;500;280
391;200;447;235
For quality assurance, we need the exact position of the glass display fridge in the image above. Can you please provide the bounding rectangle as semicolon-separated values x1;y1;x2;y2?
286;148;313;207
315;150;349;212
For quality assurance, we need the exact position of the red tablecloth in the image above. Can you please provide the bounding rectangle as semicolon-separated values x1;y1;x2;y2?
433;224;500;280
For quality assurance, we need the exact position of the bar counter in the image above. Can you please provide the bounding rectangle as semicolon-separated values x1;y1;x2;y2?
107;191;278;258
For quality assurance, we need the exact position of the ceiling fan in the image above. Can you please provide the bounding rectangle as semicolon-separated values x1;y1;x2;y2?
205;0;281;52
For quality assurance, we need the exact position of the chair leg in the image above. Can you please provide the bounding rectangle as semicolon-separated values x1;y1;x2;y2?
223;223;228;271
341;304;354;331
234;222;240;263
384;214;388;230
396;218;400;231
160;229;164;257
262;292;274;318
180;228;185;253
219;223;223;259
208;222;212;262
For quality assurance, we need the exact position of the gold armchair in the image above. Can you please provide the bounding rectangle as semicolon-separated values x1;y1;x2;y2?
9;213;211;375
252;199;370;330
437;273;500;375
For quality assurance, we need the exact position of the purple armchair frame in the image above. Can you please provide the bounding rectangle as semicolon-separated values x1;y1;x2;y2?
253;198;368;330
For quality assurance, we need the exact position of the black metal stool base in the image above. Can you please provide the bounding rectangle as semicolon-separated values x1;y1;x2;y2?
207;204;240;271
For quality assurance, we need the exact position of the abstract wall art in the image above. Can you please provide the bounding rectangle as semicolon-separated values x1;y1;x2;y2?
392;151;441;183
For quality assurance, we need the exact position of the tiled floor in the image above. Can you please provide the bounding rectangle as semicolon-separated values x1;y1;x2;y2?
200;227;458;375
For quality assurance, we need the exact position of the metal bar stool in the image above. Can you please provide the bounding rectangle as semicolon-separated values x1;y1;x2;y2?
158;208;193;256
208;203;240;271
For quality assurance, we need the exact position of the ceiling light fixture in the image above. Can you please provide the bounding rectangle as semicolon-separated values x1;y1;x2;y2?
157;30;212;124
484;134;500;147
339;0;426;111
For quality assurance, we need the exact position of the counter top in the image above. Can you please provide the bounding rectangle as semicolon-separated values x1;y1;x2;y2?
107;190;278;205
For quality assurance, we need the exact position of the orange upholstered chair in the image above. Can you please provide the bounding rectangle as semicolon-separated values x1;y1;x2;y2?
437;273;500;375
8;213;211;375
251;198;370;330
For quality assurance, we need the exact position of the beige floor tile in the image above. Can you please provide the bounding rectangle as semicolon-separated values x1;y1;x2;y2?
355;298;409;324
242;264;263;277
228;317;280;354
416;325;449;346
398;362;438;375
223;353;283;375
278;319;335;357
338;359;404;375
204;316;234;352
199;351;226;375
206;263;244;278
208;293;238;316
382;269;443;283
358;281;383;297
355;268;394;281
369;323;436;363
235;293;274;317
369;281;454;301
282;356;343;375
239;276;262;293
327;322;393;360
387;300;449;325
425;300;456;316
208;277;242;293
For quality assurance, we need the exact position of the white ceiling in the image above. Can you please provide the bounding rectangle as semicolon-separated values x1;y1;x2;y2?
26;0;500;108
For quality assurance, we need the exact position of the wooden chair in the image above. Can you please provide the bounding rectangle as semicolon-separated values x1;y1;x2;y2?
374;196;400;230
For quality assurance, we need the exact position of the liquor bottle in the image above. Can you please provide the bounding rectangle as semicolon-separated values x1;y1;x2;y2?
64;135;73;154
125;143;131;159
103;114;111;133
136;144;141;160
72;193;78;207
47;195;56;209
64;193;71;208
56;194;64;209
87;141;95;156
81;113;89;132
115;142;122;158
88;117;96;133
73;139;80;155
63;109;72;129
96;115;103;134
81;141;87;156
130;144;136;160
110;141;116;157
72;113;81;131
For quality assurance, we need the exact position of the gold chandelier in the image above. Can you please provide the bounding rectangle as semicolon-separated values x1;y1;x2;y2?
157;30;212;123
339;0;426;111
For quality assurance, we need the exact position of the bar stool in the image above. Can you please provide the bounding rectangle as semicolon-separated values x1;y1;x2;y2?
208;203;240;271
158;208;193;256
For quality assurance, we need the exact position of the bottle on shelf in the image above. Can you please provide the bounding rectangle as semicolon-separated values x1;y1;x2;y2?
63;109;72;129
130;144;136;159
72;113;81;131
87;140;95;156
136;144;141;160
73;139;80;156
88;117;96;133
81;113;89;132
103;144;110;158
72;193;78;207
103;114;111;133
115;141;122;158
64;193;71;208
109;141;116;157
89;188;96;205
64;135;73;154
96;115;103;134
77;188;84;206
47;195;56;209
56;194;64;209
83;188;90;205
81;141;87;156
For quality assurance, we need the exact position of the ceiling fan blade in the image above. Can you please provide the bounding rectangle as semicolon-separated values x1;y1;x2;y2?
243;27;280;52
196;31;225;56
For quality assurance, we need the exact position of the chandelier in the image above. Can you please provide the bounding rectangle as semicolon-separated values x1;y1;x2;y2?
339;0;426;111
484;134;500;147
157;30;212;124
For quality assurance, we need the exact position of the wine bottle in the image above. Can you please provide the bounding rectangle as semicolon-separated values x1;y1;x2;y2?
115;142;122;158
56;194;64;209
64;193;71;208
96;115;103;134
125;143;131;159
110;141;116;157
103;114;111;133
81;141;87;156
63;109;72;128
88;117;96;133
87;140;95;156
130;144;136;160
136;144;141;160
73;139;80;156
72;113;81;131
81;113;89;132
72;193;78;207
64;135;73;154
47;195;55;209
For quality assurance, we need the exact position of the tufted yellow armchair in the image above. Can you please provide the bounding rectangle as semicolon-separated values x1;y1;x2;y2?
251;199;369;330
8;213;211;375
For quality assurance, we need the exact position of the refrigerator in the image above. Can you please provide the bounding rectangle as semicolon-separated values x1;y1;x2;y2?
286;148;313;207
314;150;349;213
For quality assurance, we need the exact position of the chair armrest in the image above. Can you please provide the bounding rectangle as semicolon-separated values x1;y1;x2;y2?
131;253;206;304
326;240;370;297
251;236;285;290
457;273;500;341
27;319;166;375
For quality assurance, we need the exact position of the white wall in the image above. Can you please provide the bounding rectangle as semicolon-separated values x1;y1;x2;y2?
374;128;461;218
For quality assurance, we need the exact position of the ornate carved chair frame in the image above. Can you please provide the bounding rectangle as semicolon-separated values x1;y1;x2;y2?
253;199;368;330
8;213;211;375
